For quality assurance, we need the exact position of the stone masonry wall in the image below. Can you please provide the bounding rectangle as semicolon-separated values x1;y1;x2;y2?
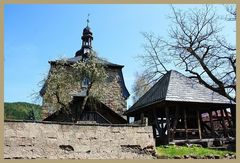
4;121;155;159
41;66;127;119
98;68;127;115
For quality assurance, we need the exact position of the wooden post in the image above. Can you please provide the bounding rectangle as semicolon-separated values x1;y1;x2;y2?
172;106;179;141
208;111;215;138
147;113;154;126
183;108;188;140
140;112;144;125
153;108;163;137
127;116;130;124
152;125;157;138
160;113;165;129
197;110;202;139
230;107;236;131
224;108;232;128
165;107;170;143
220;109;227;137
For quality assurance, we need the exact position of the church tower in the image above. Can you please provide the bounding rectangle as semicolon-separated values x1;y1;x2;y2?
40;17;130;122
75;16;93;58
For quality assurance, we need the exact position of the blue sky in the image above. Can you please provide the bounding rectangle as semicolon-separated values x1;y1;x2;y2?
4;4;235;107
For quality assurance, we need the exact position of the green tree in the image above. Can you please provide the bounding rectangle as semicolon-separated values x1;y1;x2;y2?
4;102;41;120
43;52;109;122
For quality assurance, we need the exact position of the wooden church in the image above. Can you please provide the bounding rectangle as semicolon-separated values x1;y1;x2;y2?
40;22;129;124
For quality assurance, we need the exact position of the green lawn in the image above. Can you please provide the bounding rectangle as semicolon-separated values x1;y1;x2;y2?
156;145;235;158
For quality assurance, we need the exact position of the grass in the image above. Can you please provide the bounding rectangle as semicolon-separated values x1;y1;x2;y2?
156;145;235;158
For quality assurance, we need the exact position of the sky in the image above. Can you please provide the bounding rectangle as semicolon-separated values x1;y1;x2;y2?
4;4;236;107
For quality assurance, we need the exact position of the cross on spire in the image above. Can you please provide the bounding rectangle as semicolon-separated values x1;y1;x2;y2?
87;13;90;26
75;14;93;57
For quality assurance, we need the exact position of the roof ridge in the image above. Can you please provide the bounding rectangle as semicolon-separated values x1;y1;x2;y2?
49;56;124;67
164;70;173;101
128;71;171;111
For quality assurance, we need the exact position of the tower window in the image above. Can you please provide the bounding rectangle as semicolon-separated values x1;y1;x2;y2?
82;77;90;88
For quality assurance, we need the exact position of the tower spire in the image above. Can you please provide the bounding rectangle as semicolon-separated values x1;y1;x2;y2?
75;15;93;57
87;13;90;26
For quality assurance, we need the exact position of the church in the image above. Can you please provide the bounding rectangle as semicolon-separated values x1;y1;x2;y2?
40;21;129;124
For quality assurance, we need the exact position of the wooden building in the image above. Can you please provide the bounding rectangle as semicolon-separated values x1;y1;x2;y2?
124;70;235;145
43;96;127;124
40;22;129;124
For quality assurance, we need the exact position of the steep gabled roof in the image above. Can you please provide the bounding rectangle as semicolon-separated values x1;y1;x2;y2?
126;70;235;114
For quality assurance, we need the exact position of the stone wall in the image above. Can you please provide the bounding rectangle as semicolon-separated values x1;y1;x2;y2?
41;65;127;120
98;68;127;115
4;121;155;159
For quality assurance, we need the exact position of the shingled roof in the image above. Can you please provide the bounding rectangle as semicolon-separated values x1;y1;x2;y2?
125;70;235;114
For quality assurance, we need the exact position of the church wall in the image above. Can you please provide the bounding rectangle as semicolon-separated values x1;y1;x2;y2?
41;64;80;119
98;68;127;115
4;121;155;159
41;65;127;120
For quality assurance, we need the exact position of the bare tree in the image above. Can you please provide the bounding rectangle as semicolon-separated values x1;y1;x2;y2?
137;5;236;102
132;72;153;102
224;4;236;21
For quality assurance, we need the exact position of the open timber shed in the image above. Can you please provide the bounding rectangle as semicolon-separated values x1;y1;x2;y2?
124;70;236;145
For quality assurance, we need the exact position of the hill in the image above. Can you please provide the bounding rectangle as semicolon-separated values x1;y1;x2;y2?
4;102;42;120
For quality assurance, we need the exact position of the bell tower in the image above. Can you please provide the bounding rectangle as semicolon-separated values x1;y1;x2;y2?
75;14;93;58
